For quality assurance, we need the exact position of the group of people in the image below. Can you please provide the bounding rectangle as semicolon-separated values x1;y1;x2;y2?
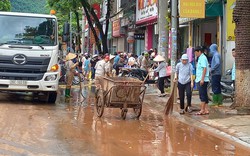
63;52;115;97
63;48;170;98
64;44;236;116
175;44;236;115
113;49;169;97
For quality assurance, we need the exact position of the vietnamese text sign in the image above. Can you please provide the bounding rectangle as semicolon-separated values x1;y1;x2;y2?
180;0;205;18
112;19;121;37
136;0;158;25
227;0;235;41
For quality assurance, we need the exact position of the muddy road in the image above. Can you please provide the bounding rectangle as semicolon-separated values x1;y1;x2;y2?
0;85;249;155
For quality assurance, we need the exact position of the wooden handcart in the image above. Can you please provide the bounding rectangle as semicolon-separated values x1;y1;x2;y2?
95;76;146;119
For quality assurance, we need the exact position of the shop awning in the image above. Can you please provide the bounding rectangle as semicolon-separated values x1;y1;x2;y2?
205;2;223;17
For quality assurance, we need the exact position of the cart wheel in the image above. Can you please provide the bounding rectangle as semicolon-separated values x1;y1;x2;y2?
96;89;104;117
133;106;142;119
121;109;128;120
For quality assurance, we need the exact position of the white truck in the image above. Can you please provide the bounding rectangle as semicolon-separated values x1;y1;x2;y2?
0;11;60;103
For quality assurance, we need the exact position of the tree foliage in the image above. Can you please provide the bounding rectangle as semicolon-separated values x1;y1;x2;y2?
47;0;84;53
47;0;112;54
0;0;11;11
47;0;81;35
10;0;49;14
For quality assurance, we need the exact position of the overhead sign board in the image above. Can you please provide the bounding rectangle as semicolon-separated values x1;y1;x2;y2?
136;0;158;25
180;0;205;18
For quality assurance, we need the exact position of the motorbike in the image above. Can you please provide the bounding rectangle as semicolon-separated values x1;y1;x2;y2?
119;67;171;88
207;69;234;101
59;62;82;85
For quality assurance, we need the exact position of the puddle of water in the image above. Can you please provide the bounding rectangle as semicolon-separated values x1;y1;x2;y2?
57;85;250;156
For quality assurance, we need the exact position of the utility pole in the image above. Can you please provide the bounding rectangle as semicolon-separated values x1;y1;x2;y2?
171;0;178;103
157;0;169;58
82;8;86;54
70;11;72;52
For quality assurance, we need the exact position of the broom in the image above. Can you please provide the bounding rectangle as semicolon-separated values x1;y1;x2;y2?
164;81;177;115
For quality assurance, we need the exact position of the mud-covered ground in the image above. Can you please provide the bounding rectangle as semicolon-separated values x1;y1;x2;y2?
0;85;249;156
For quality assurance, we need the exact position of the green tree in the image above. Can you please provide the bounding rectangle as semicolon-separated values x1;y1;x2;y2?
47;0;83;52
233;0;250;113
0;0;11;11
80;0;112;54
47;0;112;55
10;0;49;14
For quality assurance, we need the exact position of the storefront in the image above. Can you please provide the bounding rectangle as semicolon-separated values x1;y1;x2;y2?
135;0;158;56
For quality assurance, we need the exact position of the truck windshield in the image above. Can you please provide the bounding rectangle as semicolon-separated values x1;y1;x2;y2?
0;15;57;46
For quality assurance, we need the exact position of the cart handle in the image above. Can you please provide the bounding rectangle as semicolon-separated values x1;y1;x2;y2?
143;64;155;83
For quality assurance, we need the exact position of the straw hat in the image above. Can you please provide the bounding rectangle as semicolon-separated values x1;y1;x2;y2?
153;55;165;62
66;52;77;61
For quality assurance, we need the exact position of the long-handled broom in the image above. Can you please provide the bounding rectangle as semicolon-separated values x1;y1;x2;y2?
164;81;177;115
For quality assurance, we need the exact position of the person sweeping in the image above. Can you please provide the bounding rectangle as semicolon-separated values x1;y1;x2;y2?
65;52;79;98
174;54;194;114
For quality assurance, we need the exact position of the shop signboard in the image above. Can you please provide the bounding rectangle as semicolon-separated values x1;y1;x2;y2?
136;0;158;25
90;27;99;44
180;0;205;18
112;19;125;37
227;0;236;41
134;33;145;40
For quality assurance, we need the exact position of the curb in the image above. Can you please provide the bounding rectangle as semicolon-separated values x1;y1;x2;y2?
143;91;250;151
171;111;250;151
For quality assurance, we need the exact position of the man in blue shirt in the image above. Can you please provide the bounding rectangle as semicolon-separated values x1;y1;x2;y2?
209;44;222;106
195;46;210;115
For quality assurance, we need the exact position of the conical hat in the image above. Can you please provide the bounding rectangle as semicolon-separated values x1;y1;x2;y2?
153;55;165;62
66;52;77;61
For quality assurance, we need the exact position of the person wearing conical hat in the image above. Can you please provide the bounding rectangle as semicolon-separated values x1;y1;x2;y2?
65;52;78;98
153;55;167;97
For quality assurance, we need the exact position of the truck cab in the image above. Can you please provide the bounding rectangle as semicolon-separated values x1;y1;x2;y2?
0;12;59;103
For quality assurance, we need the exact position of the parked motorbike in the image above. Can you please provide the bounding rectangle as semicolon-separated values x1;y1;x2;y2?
119;67;171;87
207;69;234;101
59;62;81;85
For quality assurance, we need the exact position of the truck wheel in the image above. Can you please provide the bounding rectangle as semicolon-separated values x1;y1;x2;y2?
47;91;57;103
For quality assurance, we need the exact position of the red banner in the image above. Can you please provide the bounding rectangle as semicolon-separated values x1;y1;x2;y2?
92;3;101;19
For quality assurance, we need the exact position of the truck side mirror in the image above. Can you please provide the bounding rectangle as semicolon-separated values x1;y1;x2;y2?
63;22;70;35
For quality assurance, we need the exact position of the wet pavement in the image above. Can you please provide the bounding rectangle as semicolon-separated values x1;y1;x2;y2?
0;82;249;155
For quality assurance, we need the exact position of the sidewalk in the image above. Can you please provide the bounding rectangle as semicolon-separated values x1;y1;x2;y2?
144;85;250;151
